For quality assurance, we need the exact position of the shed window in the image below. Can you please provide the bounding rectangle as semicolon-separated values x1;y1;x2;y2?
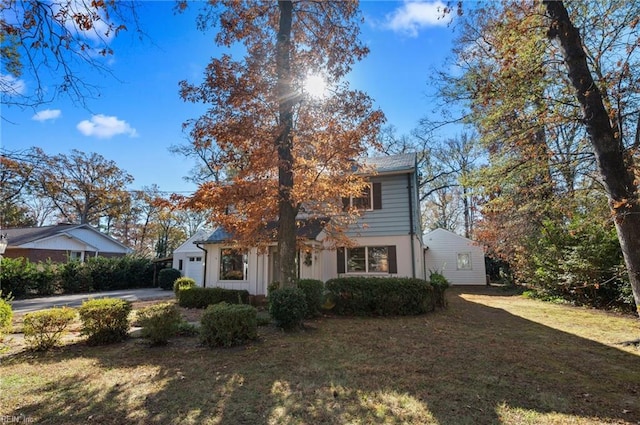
457;252;472;270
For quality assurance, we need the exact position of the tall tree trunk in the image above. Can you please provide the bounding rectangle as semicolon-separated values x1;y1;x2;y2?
275;0;298;287
545;0;640;315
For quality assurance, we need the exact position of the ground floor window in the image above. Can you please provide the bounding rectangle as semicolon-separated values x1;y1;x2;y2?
220;248;247;280
345;246;389;273
68;251;83;262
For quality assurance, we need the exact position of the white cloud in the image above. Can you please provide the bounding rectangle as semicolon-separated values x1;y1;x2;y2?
385;1;450;37
0;74;26;96
32;109;62;122
77;114;138;139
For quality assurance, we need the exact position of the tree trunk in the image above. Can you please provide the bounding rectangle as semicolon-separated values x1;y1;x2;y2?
275;0;298;287
545;0;640;315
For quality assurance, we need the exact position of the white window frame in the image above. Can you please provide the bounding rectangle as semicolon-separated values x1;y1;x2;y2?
69;251;84;262
219;248;248;281
457;252;472;270
345;246;388;274
348;183;373;211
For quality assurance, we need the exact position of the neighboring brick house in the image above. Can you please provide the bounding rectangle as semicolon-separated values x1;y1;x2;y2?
194;153;426;295
3;223;132;263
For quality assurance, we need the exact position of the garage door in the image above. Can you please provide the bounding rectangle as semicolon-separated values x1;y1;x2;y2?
185;256;204;286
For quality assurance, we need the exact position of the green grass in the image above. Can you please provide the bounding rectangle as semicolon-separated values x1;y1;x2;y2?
2;287;640;424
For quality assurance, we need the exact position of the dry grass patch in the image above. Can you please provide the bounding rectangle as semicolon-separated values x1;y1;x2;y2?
1;287;640;424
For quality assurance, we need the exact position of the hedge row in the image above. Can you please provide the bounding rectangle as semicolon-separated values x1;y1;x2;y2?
325;277;442;316
0;256;155;297
177;287;250;309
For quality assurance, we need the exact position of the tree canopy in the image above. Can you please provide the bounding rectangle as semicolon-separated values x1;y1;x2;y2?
178;0;384;285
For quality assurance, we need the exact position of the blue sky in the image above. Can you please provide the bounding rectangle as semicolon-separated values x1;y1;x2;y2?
1;1;458;195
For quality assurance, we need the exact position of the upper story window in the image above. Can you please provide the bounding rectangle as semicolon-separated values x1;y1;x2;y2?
351;184;373;210
343;182;382;211
220;248;247;280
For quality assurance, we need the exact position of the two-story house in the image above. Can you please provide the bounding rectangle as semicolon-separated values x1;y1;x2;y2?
194;153;425;295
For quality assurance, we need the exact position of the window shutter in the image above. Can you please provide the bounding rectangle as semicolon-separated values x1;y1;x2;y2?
337;248;345;273
373;182;382;210
388;245;397;274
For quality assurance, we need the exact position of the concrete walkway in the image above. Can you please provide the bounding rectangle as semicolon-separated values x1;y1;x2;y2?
11;288;175;314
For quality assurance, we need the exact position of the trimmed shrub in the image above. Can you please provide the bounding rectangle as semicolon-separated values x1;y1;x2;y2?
0;257;36;297
428;271;450;309
297;279;324;318
0;297;13;342
200;302;257;347
59;260;93;293
325;277;434;316
158;268;182;291
176;321;199;337
79;298;132;345
23;307;76;351
136;302;182;345
178;287;250;309
31;259;60;296
174;277;196;296
269;287;307;330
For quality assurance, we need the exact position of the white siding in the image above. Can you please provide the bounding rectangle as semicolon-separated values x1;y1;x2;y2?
173;230;210;284
22;228;129;253
69;228;130;253
423;228;486;285
320;234;425;281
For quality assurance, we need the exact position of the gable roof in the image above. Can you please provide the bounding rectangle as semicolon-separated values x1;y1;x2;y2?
364;153;416;175
4;223;82;246
3;223;131;252
173;229;212;253
423;228;484;248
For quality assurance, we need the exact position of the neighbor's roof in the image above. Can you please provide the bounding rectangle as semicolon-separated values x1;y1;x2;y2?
198;217;328;244
3;223;84;246
363;152;416;174
3;223;131;251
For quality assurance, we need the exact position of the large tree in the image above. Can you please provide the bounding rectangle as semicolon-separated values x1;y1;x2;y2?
435;0;640;310
33;149;134;225
543;0;640;313
178;1;384;286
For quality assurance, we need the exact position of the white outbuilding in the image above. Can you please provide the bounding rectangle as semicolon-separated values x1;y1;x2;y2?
172;229;211;286
423;228;487;285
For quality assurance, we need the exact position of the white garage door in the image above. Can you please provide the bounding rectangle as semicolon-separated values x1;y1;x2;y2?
185;256;204;286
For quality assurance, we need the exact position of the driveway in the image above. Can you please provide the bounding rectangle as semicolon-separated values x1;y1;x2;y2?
11;288;175;314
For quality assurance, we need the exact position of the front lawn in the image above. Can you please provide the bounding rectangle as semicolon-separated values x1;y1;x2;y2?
2;287;640;424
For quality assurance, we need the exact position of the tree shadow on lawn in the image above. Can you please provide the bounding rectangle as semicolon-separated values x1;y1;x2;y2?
3;292;640;424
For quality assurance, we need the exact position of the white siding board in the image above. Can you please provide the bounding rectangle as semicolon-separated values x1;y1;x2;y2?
423;228;486;285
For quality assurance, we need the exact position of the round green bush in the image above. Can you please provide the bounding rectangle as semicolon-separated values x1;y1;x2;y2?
23;307;76;351
79;298;132;345
158;268;182;291
173;277;196;296
136;302;182;345
269;287;307;330
200;302;257;347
